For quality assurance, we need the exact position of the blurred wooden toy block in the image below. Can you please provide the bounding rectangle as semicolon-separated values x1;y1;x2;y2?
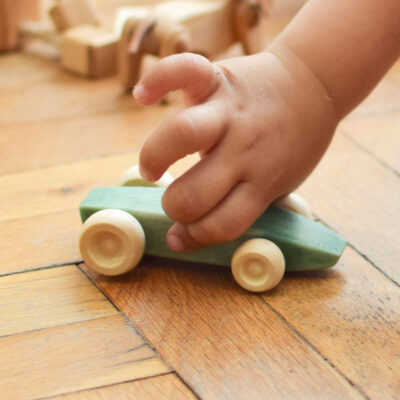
60;25;118;78
0;0;41;51
50;0;101;32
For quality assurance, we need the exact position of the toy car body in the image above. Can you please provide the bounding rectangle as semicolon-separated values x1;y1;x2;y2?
79;186;346;292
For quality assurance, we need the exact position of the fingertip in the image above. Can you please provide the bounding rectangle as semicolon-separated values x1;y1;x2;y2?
167;223;203;253
133;85;148;105
138;163;158;182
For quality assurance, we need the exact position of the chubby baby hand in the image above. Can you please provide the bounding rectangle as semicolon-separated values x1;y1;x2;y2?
134;51;337;252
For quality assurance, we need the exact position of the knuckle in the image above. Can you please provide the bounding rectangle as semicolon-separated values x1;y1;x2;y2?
179;52;205;71
189;218;228;245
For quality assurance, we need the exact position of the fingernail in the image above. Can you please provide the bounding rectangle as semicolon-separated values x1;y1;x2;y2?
133;84;146;100
167;233;187;253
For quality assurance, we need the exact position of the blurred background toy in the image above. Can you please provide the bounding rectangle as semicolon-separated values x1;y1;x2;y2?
0;0;41;51
117;0;271;89
1;0;272;82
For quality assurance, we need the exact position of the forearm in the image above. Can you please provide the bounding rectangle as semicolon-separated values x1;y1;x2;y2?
268;0;400;118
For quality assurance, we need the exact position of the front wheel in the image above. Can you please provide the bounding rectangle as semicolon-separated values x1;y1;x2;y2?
79;209;145;276
231;239;285;292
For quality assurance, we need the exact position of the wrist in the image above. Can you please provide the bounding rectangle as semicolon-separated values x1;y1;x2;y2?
266;41;341;124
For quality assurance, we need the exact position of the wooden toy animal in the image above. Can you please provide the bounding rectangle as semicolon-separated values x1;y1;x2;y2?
117;0;271;89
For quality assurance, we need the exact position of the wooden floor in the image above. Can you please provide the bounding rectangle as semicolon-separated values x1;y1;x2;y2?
1;2;399;400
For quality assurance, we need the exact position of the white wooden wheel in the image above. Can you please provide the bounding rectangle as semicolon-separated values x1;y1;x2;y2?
79;209;145;276
231;239;285;292
275;193;312;218
119;164;174;187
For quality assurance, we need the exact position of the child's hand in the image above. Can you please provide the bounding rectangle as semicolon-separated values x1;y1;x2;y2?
134;51;338;253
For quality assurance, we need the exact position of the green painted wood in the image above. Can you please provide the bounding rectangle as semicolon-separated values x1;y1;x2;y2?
80;187;346;272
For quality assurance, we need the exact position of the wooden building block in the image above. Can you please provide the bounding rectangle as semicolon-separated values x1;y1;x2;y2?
60;25;118;78
0;0;41;51
50;0;101;32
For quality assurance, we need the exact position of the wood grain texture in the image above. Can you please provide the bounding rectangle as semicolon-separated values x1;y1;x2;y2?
0;210;81;275
0;153;137;223
0;315;170;400
264;246;400;400
0;154;197;275
0;265;116;337
0;150;197;224
340;113;400;174
0;106;172;174
339;64;400;174
0;70;132;126
297;133;400;284
84;263;363;400
53;373;196;400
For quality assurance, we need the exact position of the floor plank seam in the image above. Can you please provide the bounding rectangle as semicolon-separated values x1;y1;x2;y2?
0;260;83;278
31;371;176;400
314;217;400;288
339;129;400;177
258;295;372;400
0;314;119;341
76;264;202;400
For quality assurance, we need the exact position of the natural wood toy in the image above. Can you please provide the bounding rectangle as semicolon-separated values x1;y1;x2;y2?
49;0;102;32
20;22;119;78
0;0;41;51
79;166;346;292
117;0;270;89
60;25;119;78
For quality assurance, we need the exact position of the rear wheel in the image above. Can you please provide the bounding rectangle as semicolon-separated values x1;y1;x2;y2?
79;209;145;276
275;193;312;218
231;238;285;292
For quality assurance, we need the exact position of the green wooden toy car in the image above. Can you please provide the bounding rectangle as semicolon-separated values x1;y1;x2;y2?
79;166;346;292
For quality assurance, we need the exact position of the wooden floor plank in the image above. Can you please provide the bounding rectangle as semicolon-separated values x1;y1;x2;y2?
0;265;116;337
0;106;173;175
83;263;364;400
0;151;198;224
0;211;80;275
340;113;400;174
0;154;198;276
0;69;132;126
52;373;196;400
264;246;400;400
0;315;170;400
387;59;400;86
0;153;137;223
338;64;400;174
0;53;59;90
297;133;400;284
